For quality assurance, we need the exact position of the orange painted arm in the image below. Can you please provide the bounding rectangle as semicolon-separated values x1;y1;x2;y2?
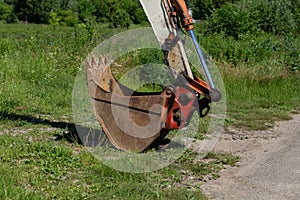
171;0;194;31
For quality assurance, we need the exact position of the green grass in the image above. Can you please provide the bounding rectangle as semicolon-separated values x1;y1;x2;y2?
0;22;299;199
0;23;124;117
0;23;232;199
1;119;232;199
0;120;213;199
223;67;300;129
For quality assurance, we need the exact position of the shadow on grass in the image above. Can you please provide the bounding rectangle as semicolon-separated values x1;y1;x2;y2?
0;110;111;147
0;111;174;151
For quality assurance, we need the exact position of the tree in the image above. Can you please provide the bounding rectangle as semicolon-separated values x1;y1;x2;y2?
119;0;146;24
13;0;61;23
0;1;17;23
60;0;78;12
110;7;131;28
92;0;110;22
77;0;96;23
4;0;148;26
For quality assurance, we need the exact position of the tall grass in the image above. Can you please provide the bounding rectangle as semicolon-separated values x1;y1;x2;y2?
0;24;121;118
0;21;298;199
223;68;299;129
195;30;299;72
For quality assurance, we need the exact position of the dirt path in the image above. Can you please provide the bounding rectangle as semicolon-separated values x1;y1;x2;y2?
201;114;300;200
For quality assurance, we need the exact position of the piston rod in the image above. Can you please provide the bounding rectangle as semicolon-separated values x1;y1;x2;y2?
189;30;215;89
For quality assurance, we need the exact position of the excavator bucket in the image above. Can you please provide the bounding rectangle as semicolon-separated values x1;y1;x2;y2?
86;57;170;152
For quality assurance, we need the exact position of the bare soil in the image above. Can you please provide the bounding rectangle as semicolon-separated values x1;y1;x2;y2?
200;113;300;200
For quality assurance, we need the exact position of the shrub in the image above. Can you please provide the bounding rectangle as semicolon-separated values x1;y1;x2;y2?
58;9;79;27
205;0;297;38
0;2;12;20
191;0;239;20
241;0;296;35
49;10;60;26
0;2;17;23
77;0;96;23
290;0;300;33
196;23;299;71
119;0;147;24
283;34;300;71
206;3;253;39
109;8;131;28
93;0;110;23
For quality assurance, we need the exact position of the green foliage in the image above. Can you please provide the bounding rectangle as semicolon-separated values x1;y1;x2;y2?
5;0;147;27
193;0;300;72
60;0;78;11
240;0;296;35
191;0;239;20
112;48;171;92
0;1;11;19
119;0;147;24
48;10;60;26
77;0;96;23
92;0;110;23
109;7;131;28
284;34;300;71
0;169;41;200
0;1;17;23
206;3;250;39
196;25;299;71
57;9;79;26
175;150;239;180
105;0;147;28
205;0;298;38
290;0;300;33
13;0;61;23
